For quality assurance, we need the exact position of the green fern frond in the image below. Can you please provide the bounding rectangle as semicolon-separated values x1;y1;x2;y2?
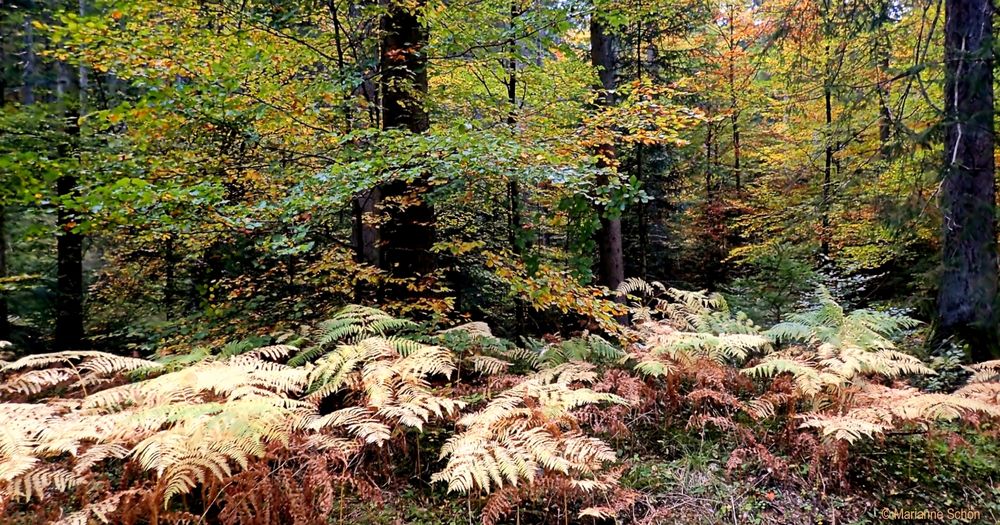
288;306;417;366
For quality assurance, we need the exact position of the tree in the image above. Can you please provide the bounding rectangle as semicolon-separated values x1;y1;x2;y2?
936;0;998;360
590;8;625;294
376;0;437;289
53;0;85;350
0;32;9;341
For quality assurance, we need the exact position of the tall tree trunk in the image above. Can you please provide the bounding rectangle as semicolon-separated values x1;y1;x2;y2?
377;0;435;282
0;206;8;341
54;1;86;350
55;128;84;349
705;120;714;195
732;114;741;191
0;40;9;341
22;9;36;105
876;0;893;159
328;0;380;271
164;235;177;319
507;0;528;333
937;0;998;360
728;10;740;191
820;41;833;258
590;14;624;294
634;15;647;280
353;190;380;266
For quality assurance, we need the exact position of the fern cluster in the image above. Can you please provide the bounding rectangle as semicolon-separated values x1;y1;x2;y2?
0;306;632;524
3;294;999;524
620;279;1000;456
0;317;468;520
432;363;627;522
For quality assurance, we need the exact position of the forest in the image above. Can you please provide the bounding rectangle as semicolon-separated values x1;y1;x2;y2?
1;0;999;523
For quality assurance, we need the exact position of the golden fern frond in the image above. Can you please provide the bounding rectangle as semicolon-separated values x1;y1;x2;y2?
742;356;841;396
1;368;76;395
955;382;1000;404
967;360;1000;383
652;331;769;363
391;344;456;379
73;443;131;474
247;344;298;361
560;431;617;471
632;358;677;378
798;414;890;444
744;398;777;420
300;406;392;444
300;433;360;457
891;393;1000;421
434;365;625;495
79;355;163;376
1;351;108;372
818;347;936;379
0;403;66;482
6;466;79;502
1;351;160;375
376;380;466;429
616;277;662;298
468;355;510;375
432;437;536;493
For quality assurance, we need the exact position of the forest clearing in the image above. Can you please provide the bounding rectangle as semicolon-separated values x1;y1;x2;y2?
1;0;999;523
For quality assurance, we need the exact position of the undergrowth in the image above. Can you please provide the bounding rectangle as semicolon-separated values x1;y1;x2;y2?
1;284;998;524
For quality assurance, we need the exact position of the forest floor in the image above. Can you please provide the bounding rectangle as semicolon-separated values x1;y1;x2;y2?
340;426;1000;524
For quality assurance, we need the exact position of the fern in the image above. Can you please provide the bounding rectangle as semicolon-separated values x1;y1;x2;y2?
764;286;919;351
798;414;890;444
433;363;625;494
536;334;627;366
438;321;538;374
967;360;1000;383
288;306;416;366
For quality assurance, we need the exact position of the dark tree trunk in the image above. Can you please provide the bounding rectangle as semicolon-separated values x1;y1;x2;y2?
937;0;999;361
164;235;176;319
819;3;834;259
732;115;741;191
0;206;8;341
876;0;893;157
590;14;625;293
0;41;9;340
55;86;84;349
353;189;380;266
821;57;833;258
55;168;84;350
507;0;528;334
21;12;36;105
377;0;436;281
877;22;892;159
634;21;647;280
705;121;713;195
54;9;86;350
728;16;740;191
